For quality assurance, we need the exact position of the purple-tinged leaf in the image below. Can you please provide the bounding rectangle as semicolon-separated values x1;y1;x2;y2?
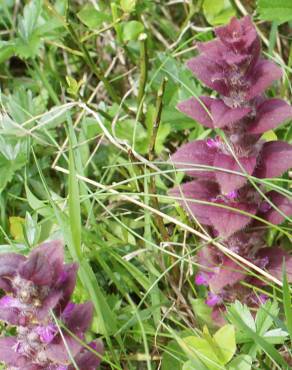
208;199;257;237
0;337;28;367
0;253;26;291
214;152;257;193
69;341;104;370
19;240;64;286
170;140;217;178
247;59;282;100
249;99;292;134
215;16;257;50
186;56;228;95
0;296;23;325
210;99;251;128
209;258;245;293
169;180;219;225
256;247;292;282
56;262;78;311
62;302;93;334
261;192;292;225
177;97;214;128
255;141;292;178
46;334;82;364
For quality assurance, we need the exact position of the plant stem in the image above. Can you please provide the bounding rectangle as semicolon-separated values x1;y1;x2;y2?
137;33;148;120
148;77;169;241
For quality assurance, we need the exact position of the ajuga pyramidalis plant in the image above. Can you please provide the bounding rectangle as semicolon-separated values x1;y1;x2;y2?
0;240;103;369
170;16;292;323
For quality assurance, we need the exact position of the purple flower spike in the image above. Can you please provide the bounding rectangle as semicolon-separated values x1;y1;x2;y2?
170;15;292;323
0;240;103;368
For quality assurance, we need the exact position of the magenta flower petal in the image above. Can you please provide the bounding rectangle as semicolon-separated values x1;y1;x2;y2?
19;240;64;286
177;96;214;128
169;180;219;225
206;292;221;307
247;59;282;99
254;141;292;179
261;192;292;225
214;152;257;193
170;140;217;178
249;99;292;134
195;273;209;286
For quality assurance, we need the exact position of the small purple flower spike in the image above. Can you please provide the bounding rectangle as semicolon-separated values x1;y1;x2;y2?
0;240;103;368
169;15;292;325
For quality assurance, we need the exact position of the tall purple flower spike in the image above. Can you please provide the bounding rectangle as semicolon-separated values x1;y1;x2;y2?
170;16;292;322
0;240;103;369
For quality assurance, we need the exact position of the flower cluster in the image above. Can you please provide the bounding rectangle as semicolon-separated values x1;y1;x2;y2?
170;16;292;322
0;240;103;369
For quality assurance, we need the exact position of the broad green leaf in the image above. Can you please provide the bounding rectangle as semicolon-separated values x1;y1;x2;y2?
120;0;136;13
182;336;222;370
227;354;252;370
257;0;292;24
122;20;144;42
77;5;111;28
203;0;235;25
213;325;236;364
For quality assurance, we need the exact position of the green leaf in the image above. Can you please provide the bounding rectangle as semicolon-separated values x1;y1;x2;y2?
0;154;27;191
282;262;292;342
182;336;222;370
77;5;111;29
257;0;292;24
263;328;288;344
255;300;279;336
213;325;236;364
183;359;209;370
228;309;290;368
18;0;42;40
122;20;144;42
227;354;252;370
203;0;235;25
120;0;136;13
228;301;256;331
190;298;213;325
